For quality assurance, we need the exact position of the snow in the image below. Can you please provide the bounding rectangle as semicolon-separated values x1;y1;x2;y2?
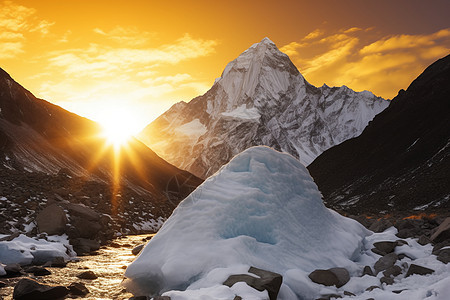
0;234;76;265
124;146;369;298
221;104;261;120
174;119;207;138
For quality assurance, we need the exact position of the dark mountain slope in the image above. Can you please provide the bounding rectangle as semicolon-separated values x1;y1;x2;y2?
308;54;450;214
0;67;202;236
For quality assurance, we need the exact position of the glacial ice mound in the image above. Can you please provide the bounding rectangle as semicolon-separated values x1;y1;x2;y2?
124;146;369;298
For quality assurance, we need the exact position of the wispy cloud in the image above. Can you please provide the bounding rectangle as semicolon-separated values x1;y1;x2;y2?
281;28;450;98
0;1;54;60
93;26;155;46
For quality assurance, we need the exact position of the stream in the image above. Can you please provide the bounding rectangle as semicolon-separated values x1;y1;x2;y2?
0;234;154;300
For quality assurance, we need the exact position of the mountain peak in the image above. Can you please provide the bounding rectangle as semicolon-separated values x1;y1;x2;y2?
254;37;275;47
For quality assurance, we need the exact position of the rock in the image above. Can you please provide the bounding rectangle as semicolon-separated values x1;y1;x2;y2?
70;238;100;255
65;203;100;221
393;289;407;294
317;294;342;299
77;270;98;280
0;232;20;241
0;281;6;288
344;291;356;296
153;297;171;300
109;242;121;248
436;249;450;264
372;241;397;256
13;278;69;300
71;217;102;239
374;253;398;273
365;286;380;291
4;263;24;277
308;267;350;288
406;264;434;277
68;282;89;296
36;204;67;235
24;266;51;276
50;256;66;268
396;239;409;246
380;276;394;285
430;217;450;243
132;244;145;256
233;296;242;300
417;235;432;246
383;265;402;278
369;219;393;233
362;266;374;276
432;240;450;255
223;266;282;300
396;228;417;239
129;296;150;300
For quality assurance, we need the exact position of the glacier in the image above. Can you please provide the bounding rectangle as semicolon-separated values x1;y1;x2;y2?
123;146;369;299
139;37;389;179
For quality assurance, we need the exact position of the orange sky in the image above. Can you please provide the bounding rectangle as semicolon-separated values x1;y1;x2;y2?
1;0;449;133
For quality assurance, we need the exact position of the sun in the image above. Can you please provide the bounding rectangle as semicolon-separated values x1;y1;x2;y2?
97;108;141;148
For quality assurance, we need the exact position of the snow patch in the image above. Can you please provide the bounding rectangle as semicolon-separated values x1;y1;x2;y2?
221;104;261;120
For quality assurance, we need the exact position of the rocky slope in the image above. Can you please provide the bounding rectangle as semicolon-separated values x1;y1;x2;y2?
0;67;202;241
138;37;389;178
308;54;450;215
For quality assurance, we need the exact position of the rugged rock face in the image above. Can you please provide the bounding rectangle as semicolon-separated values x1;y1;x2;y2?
308;54;450;214
138;38;388;179
0;67;202;237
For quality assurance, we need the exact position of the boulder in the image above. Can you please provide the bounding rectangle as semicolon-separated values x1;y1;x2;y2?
362;266;374;277
36;204;67;235
77;270;98;280
436;249;450;264
418;235;432;246
70;217;102;239
369;219;393;233
68;282;89;296
65;203;100;221
372;241;397;255
13;278;69;300
430;217;450;243
4;263;24;277
406;264;434;277
374;253;398;274
380;276;394;285
308;267;350;288
23;266;51;276
132;244;145;256
383;265;402;278
223;266;282;300
70;238;100;255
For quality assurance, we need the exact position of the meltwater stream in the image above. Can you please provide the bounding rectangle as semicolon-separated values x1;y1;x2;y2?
0;234;154;300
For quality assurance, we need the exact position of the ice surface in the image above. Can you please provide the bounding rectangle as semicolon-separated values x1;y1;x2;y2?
124;146;369;298
0;234;75;265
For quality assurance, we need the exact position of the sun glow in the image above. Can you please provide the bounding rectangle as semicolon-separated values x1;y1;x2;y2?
97;108;141;148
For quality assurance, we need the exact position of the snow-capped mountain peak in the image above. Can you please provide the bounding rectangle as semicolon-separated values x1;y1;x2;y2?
138;38;389;179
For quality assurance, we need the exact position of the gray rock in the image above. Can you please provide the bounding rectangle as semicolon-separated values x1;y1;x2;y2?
380;276;394;285
13;278;69;300
344;291;356;296
372;241;397;255
65;203;100;221
71;217;102;239
77;270;98;280
0;232;20;241
437;249;450;264
369;219;393;233
132;244;145;256
70;238;100;255
430;217;450;243
50;256;67;268
417;235;432;246
316;294;342;299
36;204;67;235
4;263;24;277
362;266;374;276
308;267;350;288
374;253;398;273
383;265;402;278
365;286;380;291
223;266;282;300
406;264;434;277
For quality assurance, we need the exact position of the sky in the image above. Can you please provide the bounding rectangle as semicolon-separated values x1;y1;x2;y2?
1;0;449;134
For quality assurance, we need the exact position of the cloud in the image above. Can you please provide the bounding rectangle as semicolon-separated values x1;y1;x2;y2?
48;34;218;76
93;26;155;46
0;1;54;60
281;27;450;98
